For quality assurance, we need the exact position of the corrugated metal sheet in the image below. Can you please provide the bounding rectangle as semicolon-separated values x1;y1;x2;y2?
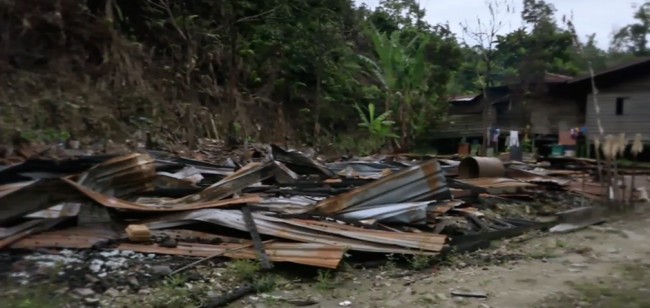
116;242;344;268
325;162;403;177
506;168;570;186
0;154;287;223
314;159;451;214
262;217;445;252
78;153;156;197
334;201;432;224
145;209;446;254
426;200;464;220
455;178;537;188
0;181;33;198
586;92;650;141
271;144;335;177
0;176;261;223
0;154;156;221
10;223;119;248
8;225;344;268
250;196;321;214
0;217;68;249
154;160;276;206
25;202;85;219
0;219;44;238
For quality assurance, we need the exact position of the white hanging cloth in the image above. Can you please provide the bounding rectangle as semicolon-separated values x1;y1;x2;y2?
508;131;520;147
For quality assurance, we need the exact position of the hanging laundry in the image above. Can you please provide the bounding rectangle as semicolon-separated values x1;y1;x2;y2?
508;131;520;147
486;127;491;146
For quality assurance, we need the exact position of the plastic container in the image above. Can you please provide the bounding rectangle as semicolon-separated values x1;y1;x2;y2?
551;144;564;157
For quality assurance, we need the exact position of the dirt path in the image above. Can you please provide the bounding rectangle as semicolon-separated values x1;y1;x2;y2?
239;215;650;308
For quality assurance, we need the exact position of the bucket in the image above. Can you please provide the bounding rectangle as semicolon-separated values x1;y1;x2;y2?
551;145;564;157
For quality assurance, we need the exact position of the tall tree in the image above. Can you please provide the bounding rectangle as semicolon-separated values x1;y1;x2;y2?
612;2;650;56
460;0;515;89
496;0;577;83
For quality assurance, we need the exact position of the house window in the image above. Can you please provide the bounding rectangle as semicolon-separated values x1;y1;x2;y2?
616;97;627;115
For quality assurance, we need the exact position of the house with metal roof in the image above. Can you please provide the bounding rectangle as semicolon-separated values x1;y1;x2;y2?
568;57;650;141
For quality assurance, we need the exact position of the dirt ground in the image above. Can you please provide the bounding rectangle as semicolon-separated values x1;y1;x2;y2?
5;213;650;308
230;214;650;308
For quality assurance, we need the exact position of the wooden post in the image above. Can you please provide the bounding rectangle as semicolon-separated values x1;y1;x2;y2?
481;104;488;156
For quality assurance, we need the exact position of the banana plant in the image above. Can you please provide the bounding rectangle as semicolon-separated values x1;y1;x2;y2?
357;23;433;149
354;103;398;140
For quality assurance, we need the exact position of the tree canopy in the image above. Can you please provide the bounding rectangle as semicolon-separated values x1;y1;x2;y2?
0;0;646;153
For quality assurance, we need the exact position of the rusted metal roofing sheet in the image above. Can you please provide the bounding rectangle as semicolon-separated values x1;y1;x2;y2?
334;201;432;224
0;176;260;224
10;223;119;249
73;181;262;211
78;153;156;197
0;219;45;239
270;144;335;177
154;174;200;189
263;216;445;252
145;209;446;254
325;162;402;178
25;203;84;219
117;242;344;268
250;196;320;214
0;181;33;198
315;159;451;214
0;155;282;226
0;154;158;222
505;168;570;186
151;230;249;244
8;225;344;268
1;154;285;223
426;200;464;220
272;161;299;184
450;207;485;217
455;178;537;188
147;160;276;206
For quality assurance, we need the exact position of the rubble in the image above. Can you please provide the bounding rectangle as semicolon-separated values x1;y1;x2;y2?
1;142;647;306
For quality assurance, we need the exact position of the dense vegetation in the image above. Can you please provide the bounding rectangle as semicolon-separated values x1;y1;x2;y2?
0;0;647;153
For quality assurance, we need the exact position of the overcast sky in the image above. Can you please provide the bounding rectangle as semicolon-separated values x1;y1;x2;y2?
355;0;637;49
